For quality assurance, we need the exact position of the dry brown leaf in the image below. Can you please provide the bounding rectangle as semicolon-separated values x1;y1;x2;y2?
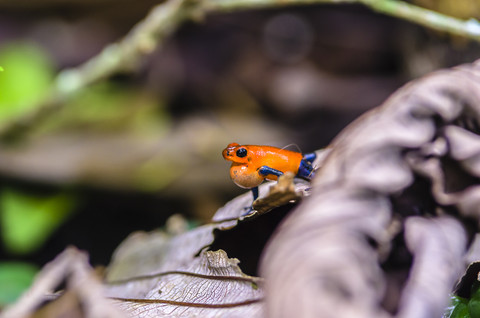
103;218;261;317
252;172;305;215
107;250;263;318
261;61;480;318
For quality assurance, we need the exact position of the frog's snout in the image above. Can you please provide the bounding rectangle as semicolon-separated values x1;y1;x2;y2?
222;143;239;160
222;147;230;159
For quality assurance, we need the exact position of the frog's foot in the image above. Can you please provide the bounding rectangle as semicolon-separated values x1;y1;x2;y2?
241;205;256;216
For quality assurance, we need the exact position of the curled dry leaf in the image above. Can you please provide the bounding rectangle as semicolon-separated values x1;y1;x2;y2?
261;61;480;318
252;172;306;215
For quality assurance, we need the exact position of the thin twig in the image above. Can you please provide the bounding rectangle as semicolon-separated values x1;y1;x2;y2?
2;0;480;139
360;0;480;38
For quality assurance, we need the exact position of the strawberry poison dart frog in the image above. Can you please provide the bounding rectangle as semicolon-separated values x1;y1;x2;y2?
222;143;316;208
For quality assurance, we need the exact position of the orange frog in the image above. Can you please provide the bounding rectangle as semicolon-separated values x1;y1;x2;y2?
222;143;316;212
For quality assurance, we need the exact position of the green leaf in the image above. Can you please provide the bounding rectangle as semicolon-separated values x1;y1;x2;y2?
469;282;480;318
0;43;54;123
0;66;4;72
446;295;470;318
448;296;470;318
0;262;38;306
0;189;75;255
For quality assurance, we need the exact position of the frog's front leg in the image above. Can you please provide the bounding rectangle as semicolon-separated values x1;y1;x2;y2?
258;166;284;179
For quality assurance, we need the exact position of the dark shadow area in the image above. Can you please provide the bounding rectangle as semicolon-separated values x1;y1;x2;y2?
454;261;480;299
209;203;295;276
379;228;412;314
390;175;437;218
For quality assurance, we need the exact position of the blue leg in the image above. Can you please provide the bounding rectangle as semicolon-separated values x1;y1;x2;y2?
251;187;259;201
258;166;284;178
303;152;316;163
298;157;316;180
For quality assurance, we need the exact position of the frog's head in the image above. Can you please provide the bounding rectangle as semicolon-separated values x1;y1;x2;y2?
222;143;249;164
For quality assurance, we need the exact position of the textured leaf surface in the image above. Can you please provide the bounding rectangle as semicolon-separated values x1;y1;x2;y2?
108;250;263;318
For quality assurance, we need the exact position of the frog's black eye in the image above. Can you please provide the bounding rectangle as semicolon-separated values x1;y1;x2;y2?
236;148;247;158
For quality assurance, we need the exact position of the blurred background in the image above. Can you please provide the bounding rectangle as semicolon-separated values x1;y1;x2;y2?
0;0;479;307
